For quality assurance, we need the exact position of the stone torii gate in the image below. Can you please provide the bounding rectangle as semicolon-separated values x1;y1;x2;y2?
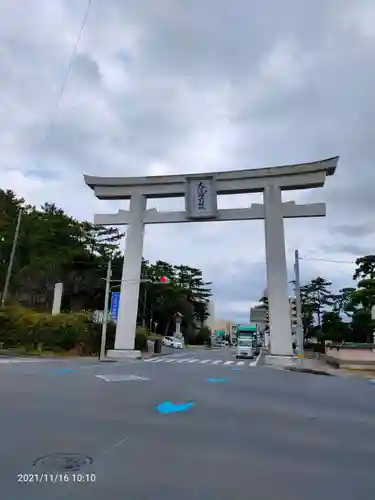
84;156;338;359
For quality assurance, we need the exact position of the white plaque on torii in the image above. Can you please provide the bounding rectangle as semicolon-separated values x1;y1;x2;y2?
185;176;217;220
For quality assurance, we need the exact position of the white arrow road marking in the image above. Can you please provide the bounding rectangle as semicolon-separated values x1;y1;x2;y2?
96;374;149;382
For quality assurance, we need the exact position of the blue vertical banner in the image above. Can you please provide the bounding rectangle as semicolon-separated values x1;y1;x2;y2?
110;292;120;322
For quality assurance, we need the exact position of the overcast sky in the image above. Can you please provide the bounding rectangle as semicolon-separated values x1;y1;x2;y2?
1;0;375;323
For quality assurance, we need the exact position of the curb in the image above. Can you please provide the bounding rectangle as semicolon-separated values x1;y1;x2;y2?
142;351;171;360
284;366;334;376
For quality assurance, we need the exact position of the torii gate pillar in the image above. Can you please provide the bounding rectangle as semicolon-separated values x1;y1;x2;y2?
263;184;292;355
84;156;338;359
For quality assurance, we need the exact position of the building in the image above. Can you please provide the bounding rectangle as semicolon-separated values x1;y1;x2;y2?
204;301;215;330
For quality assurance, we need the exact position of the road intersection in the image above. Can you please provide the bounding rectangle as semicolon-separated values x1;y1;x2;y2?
1;348;375;499
143;346;263;368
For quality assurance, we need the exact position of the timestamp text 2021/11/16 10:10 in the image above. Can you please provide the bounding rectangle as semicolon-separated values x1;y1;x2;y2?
17;473;96;483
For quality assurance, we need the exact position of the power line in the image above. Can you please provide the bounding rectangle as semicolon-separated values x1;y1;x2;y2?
37;0;93;157
2;2;94;300
299;256;356;265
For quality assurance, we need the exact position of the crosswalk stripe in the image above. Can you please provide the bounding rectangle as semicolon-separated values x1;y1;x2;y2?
143;357;258;367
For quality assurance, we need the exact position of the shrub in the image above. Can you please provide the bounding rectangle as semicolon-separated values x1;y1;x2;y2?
0;305;147;355
135;326;148;352
0;305;115;355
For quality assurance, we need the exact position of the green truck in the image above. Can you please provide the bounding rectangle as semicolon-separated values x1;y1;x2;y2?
236;324;260;355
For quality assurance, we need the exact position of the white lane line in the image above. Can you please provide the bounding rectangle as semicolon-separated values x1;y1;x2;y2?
224;361;234;365
235;361;244;366
0;359;45;364
186;358;200;363
198;359;211;364
164;358;177;363
250;354;261;367
211;360;223;365
176;358;190;363
96;374;149;382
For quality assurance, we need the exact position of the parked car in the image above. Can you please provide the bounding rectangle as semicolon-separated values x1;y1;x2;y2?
163;336;183;348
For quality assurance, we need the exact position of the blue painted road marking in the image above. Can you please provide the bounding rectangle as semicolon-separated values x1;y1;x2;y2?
206;378;228;383
156;401;194;414
55;368;73;373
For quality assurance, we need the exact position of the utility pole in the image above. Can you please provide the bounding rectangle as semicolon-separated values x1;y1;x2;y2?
142;283;147;328
294;249;304;366
99;258;112;361
1;209;22;307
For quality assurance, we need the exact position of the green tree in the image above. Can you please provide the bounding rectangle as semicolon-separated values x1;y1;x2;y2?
350;256;375;343
0;189;124;310
0;189;212;336
321;311;351;342
331;287;357;316
301;277;334;329
353;255;375;281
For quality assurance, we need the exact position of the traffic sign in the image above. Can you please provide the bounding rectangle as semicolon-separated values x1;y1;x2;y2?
110;292;120;322
92;310;104;324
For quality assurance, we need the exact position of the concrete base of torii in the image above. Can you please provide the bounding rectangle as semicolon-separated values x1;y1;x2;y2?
107;349;142;360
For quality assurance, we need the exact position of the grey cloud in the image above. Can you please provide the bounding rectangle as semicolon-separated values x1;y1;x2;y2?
330;224;375;238
320;242;373;258
112;0;342;79
210;260;266;304
73;53;102;83
1;0;375;322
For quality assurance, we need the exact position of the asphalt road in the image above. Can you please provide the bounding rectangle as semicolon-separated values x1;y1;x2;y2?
1;349;375;499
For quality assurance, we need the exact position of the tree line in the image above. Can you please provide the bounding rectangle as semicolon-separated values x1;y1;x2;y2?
261;255;375;344
0;189;212;341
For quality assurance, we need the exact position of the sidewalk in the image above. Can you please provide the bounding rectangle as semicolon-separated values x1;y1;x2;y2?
265;354;337;376
284;357;336;376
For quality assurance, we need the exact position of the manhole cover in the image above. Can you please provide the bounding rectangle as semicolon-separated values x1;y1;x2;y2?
33;453;93;472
